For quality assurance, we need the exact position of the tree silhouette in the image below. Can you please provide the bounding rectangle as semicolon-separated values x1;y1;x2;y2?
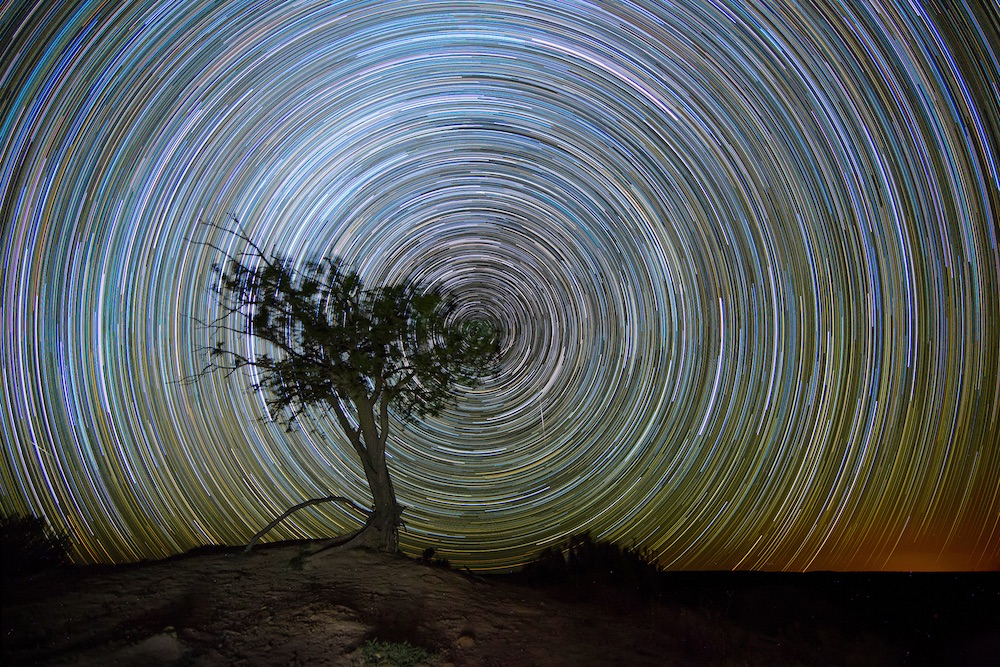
199;222;498;553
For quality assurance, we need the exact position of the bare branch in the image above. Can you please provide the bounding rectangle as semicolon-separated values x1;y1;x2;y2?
243;495;369;553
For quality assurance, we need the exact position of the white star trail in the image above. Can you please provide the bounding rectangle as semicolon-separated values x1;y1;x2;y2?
1;0;998;571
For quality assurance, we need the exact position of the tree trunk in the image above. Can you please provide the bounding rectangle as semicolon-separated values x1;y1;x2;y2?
304;450;401;560
351;396;401;552
349;451;401;552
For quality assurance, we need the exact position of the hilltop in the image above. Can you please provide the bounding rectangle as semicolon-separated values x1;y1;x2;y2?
3;542;996;666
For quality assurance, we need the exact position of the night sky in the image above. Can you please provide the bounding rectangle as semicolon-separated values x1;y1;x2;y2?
2;0;998;572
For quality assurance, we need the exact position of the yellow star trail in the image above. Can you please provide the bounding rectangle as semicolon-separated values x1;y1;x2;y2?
1;0;998;571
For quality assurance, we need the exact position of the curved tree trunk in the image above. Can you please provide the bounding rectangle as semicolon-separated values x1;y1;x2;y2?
349;395;402;552
353;443;401;552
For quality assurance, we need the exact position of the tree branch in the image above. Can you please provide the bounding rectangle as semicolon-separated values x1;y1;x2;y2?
243;495;369;553
378;392;390;447
330;396;362;449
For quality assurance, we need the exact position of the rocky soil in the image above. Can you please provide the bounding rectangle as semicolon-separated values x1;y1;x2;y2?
3;543;997;666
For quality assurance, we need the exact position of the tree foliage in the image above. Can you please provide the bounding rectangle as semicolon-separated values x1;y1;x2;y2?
208;250;497;425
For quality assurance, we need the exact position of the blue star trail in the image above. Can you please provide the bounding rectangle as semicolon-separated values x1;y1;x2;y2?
1;0;998;571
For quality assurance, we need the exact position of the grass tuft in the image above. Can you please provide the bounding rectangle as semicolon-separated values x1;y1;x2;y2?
361;639;433;667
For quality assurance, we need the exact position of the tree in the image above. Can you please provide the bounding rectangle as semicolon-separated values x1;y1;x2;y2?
200;223;498;553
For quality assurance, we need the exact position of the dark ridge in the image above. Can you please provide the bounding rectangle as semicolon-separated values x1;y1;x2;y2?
512;534;999;666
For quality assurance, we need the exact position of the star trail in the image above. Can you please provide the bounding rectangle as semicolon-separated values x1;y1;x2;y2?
2;0;998;571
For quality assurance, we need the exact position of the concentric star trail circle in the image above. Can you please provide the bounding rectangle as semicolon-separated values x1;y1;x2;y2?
2;0;998;571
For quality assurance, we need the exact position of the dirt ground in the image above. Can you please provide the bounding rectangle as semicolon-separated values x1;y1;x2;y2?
3;543;997;666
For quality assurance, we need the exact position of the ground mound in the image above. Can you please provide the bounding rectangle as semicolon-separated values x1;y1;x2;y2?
3;543;996;665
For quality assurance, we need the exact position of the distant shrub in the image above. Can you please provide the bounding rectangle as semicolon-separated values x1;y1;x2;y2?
361;639;433;667
1;513;71;578
522;533;663;601
419;547;450;569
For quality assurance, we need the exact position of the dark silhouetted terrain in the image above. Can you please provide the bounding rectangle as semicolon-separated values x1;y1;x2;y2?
3;543;997;666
